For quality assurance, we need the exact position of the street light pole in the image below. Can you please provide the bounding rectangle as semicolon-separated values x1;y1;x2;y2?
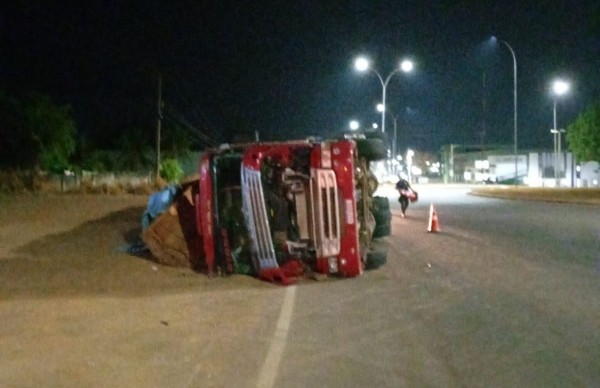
374;70;399;134
392;113;401;176
354;57;413;134
380;76;387;134
156;74;162;180
498;39;518;186
551;79;570;187
553;100;558;185
377;104;401;174
392;113;399;163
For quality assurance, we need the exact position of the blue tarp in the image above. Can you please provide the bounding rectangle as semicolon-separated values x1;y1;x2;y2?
141;185;179;229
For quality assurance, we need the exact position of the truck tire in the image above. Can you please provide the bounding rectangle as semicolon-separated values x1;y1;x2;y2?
372;223;391;238
365;250;387;270
372;196;391;236
372;196;390;212
372;197;391;221
373;212;391;226
365;239;388;270
356;138;388;161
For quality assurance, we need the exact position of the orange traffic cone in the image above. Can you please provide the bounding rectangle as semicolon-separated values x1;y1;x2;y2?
427;204;440;233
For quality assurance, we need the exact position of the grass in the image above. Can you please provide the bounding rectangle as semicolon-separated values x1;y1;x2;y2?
470;186;600;204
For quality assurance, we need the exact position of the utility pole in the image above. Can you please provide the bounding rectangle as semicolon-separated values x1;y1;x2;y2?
156;75;162;180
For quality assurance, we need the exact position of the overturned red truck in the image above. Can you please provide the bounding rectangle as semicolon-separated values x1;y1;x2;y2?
143;136;392;284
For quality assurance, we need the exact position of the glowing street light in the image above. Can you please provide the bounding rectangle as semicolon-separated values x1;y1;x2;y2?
400;60;414;73
349;120;360;131
354;57;369;72
551;79;570;186
553;79;569;96
354;56;414;134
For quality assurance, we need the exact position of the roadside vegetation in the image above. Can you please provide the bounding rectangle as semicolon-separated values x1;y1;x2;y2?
0;89;195;192
471;186;600;204
1;89;598;195
566;101;600;163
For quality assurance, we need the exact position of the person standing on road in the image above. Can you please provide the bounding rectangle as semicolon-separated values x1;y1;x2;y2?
395;176;417;217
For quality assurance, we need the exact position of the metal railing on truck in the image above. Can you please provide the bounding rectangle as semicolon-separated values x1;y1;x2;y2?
241;167;279;271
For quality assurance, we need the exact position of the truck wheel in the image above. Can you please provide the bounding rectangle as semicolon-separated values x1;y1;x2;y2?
356;138;388;161
372;196;390;212
372;196;391;237
372;223;391;238
372;196;391;227
373;212;391;226
365;250;387;270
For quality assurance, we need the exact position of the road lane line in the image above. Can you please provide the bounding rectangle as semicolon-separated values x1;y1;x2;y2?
256;285;297;388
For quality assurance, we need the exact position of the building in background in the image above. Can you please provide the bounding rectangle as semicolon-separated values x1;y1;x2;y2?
441;144;599;188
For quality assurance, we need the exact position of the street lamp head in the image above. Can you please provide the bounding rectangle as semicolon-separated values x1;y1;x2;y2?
349;120;360;131
489;36;516;57
400;60;414;73
376;103;385;113
354;57;369;72
552;79;570;97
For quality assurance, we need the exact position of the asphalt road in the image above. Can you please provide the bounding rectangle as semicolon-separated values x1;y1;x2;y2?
1;188;599;387
261;185;600;387
403;184;600;267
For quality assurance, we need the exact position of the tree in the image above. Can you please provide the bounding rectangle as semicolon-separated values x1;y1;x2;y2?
159;158;184;183
0;92;77;172
22;94;77;172
115;127;154;171
161;124;194;160
566;101;600;162
0;91;34;169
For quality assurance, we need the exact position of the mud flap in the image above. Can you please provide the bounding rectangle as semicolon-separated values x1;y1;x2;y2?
258;260;304;285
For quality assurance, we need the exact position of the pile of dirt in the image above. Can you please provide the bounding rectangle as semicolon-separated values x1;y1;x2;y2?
142;184;205;271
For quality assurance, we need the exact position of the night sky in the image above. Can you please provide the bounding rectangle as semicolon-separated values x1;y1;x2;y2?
1;1;598;153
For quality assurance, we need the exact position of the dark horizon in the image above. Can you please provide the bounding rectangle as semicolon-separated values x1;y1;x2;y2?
1;1;598;154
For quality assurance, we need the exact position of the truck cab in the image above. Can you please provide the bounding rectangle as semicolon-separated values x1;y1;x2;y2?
196;138;390;283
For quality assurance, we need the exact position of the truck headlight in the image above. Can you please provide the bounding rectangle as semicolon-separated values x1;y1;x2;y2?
328;257;339;273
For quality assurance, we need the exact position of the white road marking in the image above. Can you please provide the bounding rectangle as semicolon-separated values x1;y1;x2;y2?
256;285;297;388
